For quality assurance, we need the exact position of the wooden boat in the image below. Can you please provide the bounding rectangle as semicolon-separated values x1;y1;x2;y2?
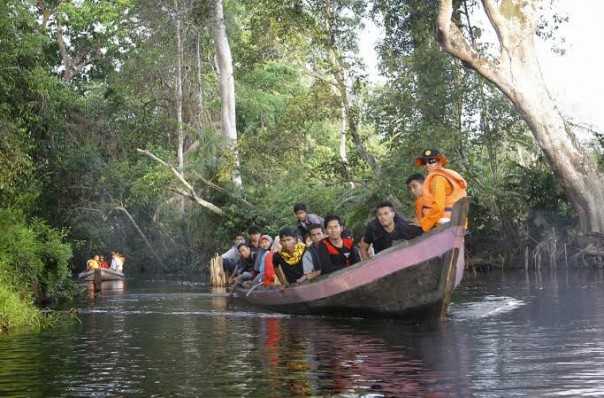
78;267;125;282
237;197;470;320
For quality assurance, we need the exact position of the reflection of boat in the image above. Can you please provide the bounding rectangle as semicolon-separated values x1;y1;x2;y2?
238;197;470;320
78;268;124;282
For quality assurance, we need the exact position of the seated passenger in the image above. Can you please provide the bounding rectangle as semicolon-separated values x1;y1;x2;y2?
298;223;324;283
87;255;100;271
272;228;306;286
99;256;110;269
359;200;423;260
247;225;263;249
262;235;282;287
253;234;273;285
406;173;425;225
318;215;360;275
232;242;264;286
218;234;246;279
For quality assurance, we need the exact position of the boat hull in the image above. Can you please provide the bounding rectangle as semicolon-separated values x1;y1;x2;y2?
237;197;470;319
78;268;125;282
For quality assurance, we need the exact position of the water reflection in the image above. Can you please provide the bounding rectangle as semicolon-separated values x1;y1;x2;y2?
2;270;604;397
251;316;473;397
85;280;126;299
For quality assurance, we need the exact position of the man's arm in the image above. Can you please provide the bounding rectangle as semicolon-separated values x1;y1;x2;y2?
359;236;373;260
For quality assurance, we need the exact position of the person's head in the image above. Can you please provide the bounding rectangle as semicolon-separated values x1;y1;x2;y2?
278;228;297;253
406;173;425;199
111;252;117;258
324;215;343;240
293;202;308;222
341;229;353;241
376;200;396;228
308;223;324;245
237;242;252;259
233;234;246;245
260;234;273;250
248;225;262;244
93;255;100;261
416;148;447;173
100;256;105;261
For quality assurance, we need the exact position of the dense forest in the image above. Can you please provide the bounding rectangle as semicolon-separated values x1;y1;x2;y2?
1;0;602;332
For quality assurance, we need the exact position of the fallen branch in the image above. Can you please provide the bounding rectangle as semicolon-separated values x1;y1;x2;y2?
137;148;223;216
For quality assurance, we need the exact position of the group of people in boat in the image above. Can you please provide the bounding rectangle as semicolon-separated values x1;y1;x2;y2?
86;252;126;273
219;148;467;289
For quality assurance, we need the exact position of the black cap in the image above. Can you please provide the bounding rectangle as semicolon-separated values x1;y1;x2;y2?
278;228;296;239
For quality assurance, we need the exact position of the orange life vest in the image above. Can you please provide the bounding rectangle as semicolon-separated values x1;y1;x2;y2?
422;168;467;227
414;197;424;221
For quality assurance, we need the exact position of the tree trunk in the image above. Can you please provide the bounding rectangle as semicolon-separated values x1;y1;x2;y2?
321;0;380;180
436;0;604;233
195;29;205;136
114;205;169;273
175;3;185;174
339;102;354;183
174;2;185;216
210;0;242;186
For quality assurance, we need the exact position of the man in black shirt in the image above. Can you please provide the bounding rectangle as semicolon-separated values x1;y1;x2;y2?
359;200;423;260
318;215;361;275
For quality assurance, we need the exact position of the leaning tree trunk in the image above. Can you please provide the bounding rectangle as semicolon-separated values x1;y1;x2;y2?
114;205;169;273
437;0;604;233
210;0;242;186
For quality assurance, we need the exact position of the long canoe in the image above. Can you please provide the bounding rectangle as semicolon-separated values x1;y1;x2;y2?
237;196;470;320
78;267;125;282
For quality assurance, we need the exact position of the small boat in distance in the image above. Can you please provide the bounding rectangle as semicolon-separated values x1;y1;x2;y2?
237;197;471;320
78;267;125;282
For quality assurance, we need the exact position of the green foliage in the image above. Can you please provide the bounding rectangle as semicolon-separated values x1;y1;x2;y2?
0;209;76;331
0;0;587;290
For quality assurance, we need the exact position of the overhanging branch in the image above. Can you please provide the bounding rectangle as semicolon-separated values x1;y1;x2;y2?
137;148;223;216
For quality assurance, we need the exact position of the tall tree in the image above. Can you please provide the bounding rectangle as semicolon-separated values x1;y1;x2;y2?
37;0;137;82
437;0;604;233
210;0;242;186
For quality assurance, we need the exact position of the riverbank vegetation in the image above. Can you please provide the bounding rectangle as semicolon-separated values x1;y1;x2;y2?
1;1;603;331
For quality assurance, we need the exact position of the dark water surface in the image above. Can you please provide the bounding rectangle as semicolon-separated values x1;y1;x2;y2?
2;268;604;397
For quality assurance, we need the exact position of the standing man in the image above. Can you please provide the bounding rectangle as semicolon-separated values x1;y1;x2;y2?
293;203;324;241
416;149;467;232
318;215;360;276
359;201;423;260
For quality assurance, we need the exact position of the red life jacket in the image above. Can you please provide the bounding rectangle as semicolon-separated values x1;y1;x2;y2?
322;237;354;267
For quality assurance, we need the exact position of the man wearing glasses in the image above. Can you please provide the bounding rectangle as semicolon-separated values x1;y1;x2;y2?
415;149;468;232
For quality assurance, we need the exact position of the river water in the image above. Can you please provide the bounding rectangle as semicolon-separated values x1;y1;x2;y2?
1;267;604;397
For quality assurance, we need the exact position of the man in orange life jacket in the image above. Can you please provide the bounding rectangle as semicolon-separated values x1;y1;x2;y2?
318;215;360;275
416;148;467;232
